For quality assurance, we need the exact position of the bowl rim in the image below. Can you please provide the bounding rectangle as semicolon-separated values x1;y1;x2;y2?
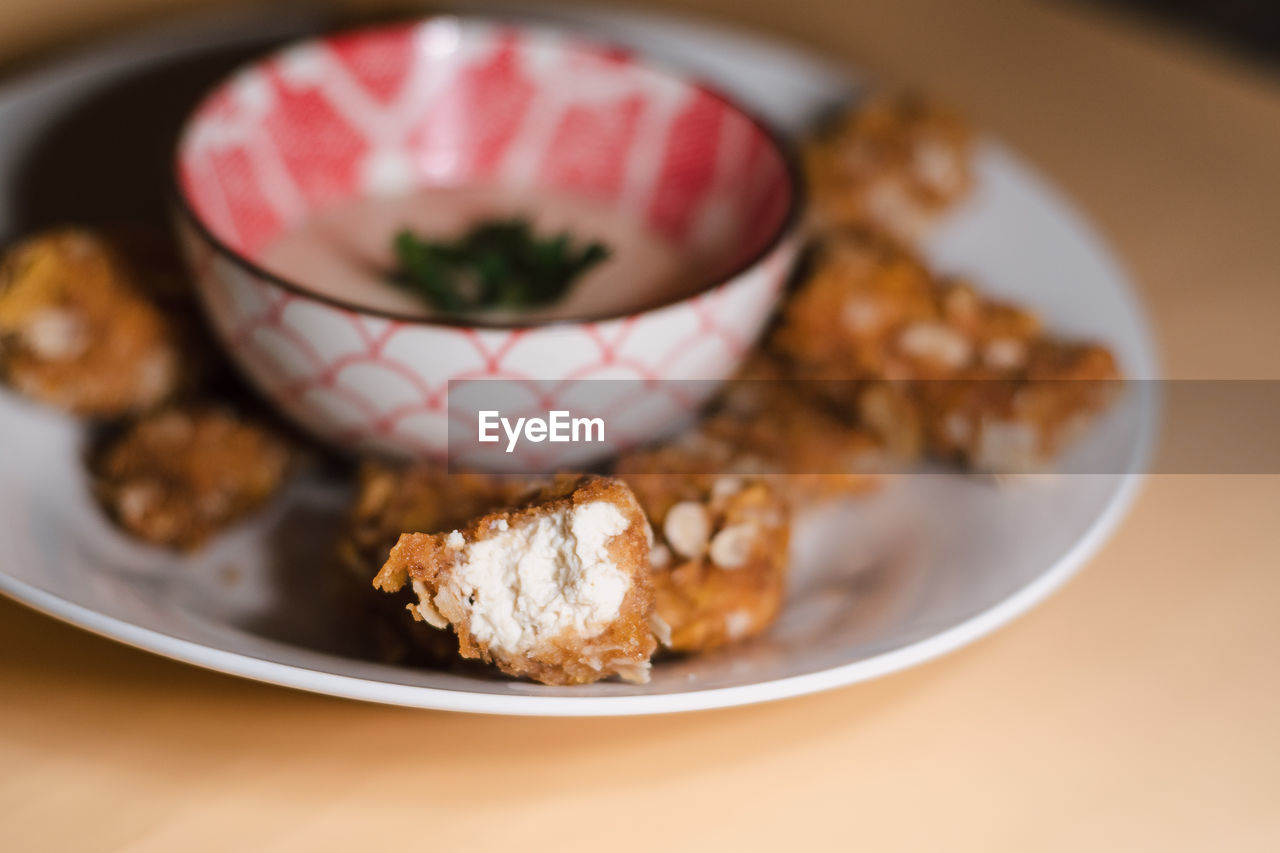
169;15;804;331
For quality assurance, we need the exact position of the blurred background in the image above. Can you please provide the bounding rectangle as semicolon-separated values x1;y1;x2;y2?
2;0;1278;75
1091;0;1278;65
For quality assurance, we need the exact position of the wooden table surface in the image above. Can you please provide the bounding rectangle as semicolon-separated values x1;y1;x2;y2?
3;1;1279;850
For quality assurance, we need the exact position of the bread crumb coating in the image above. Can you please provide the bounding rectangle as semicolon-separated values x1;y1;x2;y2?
805;93;973;243
375;476;658;685
91;405;292;549
0;228;186;416
624;474;789;653
773;230;1120;472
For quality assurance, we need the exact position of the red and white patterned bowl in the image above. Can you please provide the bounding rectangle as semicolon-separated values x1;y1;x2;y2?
172;18;800;462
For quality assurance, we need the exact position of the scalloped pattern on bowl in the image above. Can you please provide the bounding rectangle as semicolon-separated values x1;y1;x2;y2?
174;19;799;459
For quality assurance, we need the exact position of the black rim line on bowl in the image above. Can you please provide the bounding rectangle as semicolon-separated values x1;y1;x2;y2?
166;14;806;331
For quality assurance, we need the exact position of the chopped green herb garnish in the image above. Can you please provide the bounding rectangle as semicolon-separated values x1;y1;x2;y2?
390;218;610;313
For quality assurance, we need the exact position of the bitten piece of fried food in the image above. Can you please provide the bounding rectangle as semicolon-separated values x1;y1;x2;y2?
0;228;183;416
805;93;973;243
91;405;292;549
340;464;536;588
374;475;658;685
624;474;790;653
339;463;540;664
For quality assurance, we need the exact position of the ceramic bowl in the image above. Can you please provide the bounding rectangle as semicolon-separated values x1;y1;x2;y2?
172;17;800;461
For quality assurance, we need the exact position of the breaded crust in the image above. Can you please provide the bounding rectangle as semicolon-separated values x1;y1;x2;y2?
90;405;293;549
624;474;790;653
340;463;537;586
616;351;890;508
338;463;540;664
805;93;973;243
0;228;185;416
375;476;658;685
772;229;1120;471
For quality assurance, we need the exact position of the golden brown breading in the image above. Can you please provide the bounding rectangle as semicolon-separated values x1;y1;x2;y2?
772;229;1120;471
773;230;978;381
90;405;292;549
615;351;890;506
623;474;789;654
919;341;1120;473
338;463;540;664
339;463;536;587
0;228;186;416
717;350;901;494
805;93;973;243
374;475;658;685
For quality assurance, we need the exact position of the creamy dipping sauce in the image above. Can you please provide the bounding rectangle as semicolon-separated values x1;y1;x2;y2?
260;186;704;322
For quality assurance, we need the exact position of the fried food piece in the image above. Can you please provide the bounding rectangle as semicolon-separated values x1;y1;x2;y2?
921;341;1120;473
615;352;890;506
340;463;536;587
717;350;902;493
0;228;184;416
773;230;981;380
338;463;539;663
624;474;789;653
374;475;658;685
614;399;887;506
805;93;973;243
772;230;1120;472
90;405;292;549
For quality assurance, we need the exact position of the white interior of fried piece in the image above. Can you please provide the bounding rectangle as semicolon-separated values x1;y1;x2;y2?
408;500;648;681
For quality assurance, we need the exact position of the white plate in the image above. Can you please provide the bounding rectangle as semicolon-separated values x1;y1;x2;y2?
0;7;1157;715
